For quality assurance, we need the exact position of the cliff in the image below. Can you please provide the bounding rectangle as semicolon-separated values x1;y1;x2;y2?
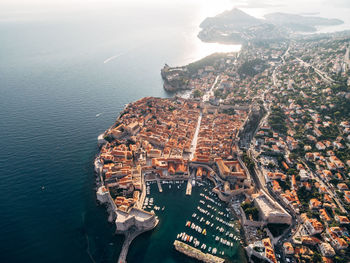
161;64;190;92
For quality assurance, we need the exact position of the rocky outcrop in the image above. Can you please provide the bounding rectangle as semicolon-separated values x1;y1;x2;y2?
161;64;190;92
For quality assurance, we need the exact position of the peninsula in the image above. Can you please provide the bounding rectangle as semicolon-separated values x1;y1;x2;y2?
198;8;343;44
95;94;263;262
95;6;350;263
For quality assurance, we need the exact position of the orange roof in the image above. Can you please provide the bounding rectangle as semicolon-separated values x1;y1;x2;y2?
309;198;322;209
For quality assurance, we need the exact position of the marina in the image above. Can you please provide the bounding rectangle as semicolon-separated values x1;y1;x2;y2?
130;179;247;263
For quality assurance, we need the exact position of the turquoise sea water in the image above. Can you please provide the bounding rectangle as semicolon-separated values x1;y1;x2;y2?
1;1;349;262
128;180;246;263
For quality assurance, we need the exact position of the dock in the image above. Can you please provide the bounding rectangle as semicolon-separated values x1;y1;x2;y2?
186;180;192;195
117;218;159;263
117;230;138;263
157;179;163;193
173;240;224;263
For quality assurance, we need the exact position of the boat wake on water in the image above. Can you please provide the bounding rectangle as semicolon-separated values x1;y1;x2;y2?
103;53;124;64
103;44;145;64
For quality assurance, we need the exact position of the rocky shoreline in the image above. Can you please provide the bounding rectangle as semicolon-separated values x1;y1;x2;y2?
161;64;190;92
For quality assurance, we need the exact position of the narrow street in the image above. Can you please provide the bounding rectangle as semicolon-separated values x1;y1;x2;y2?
189;112;202;160
202;75;220;102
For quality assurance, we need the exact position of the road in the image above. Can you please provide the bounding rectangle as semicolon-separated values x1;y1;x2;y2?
300;159;347;214
189;74;219;159
272;45;290;87
246;146;297;263
243;50;299;262
267;184;298;262
189;112;202;160
202;75;220;102
272;68;278;87
281;45;290;64
345;45;350;69
295;57;335;83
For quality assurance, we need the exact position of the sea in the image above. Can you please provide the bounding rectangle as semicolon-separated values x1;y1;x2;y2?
0;0;349;262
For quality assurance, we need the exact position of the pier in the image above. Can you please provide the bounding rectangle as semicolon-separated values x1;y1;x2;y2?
156;179;163;193
117;229;139;263
186;179;192;195
173;240;224;263
117;218;159;263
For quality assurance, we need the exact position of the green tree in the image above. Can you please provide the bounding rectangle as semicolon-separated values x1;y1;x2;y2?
312;252;322;263
193;89;202;98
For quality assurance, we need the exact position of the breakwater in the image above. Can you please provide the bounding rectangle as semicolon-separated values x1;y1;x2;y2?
174;240;224;263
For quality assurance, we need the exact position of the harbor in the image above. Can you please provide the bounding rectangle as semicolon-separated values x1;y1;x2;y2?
127;179;247;263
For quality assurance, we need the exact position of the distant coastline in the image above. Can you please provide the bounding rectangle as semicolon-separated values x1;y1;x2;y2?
197;8;343;45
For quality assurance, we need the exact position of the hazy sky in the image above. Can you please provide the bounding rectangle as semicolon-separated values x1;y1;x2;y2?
0;0;349;23
1;0;349;12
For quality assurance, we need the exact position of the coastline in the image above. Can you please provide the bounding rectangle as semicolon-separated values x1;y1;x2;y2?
92;8;350;262
94;93;256;262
